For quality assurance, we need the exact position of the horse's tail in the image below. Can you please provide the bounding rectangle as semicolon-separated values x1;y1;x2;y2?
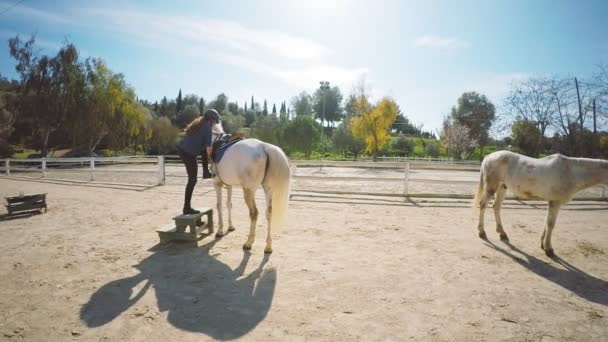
263;143;291;233
473;166;485;209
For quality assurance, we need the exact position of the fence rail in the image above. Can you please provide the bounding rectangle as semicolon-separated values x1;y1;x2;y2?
290;163;608;200
1;156;165;185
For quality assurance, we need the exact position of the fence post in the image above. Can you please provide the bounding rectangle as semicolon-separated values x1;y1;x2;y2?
42;158;47;178
5;159;9;176
157;155;165;185
403;162;410;196
90;158;95;181
602;186;607;201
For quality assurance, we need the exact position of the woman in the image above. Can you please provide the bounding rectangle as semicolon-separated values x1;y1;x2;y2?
177;109;221;215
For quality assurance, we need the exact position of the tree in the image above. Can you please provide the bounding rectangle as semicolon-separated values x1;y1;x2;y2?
263;99;268;116
148;117;178;154
351;97;398;159
547;77;595;156
291;91;313;116
283;115;321;158
313;85;343;128
209;93;228;113
9;35;85;156
272;103;277;115
440;120;475;160
251;114;281;145
391;112;420;135
425;143;440;158
176;103;200;128
450;92;496;159
0;93;17;157
198;97;206;114
391;135;414;156
332;118;365;159
227;102;238;114
176;89;183;113
221;111;246;134
511;119;541;157
504;77;554;137
280;101;286;115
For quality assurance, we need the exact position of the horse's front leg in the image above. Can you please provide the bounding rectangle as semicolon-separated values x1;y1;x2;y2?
214;181;225;237
227;185;236;232
243;188;258;250
541;200;562;257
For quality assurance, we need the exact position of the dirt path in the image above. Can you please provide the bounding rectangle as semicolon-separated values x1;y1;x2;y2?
1;177;607;341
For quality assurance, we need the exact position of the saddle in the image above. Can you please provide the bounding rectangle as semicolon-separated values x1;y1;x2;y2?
212;132;245;163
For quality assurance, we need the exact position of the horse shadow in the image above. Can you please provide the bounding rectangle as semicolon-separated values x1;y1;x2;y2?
484;240;608;306
80;239;276;340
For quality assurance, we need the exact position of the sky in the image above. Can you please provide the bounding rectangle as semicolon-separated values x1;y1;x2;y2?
1;0;607;134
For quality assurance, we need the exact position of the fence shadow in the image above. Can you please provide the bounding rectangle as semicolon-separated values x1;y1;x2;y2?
80;239;276;340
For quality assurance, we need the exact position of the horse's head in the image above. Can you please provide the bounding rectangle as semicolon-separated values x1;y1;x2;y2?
212;123;225;140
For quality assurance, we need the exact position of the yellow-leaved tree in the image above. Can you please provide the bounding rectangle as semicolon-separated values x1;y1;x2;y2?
351;96;398;159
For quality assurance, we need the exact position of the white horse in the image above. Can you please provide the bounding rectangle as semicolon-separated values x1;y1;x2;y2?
474;150;608;257
210;124;291;254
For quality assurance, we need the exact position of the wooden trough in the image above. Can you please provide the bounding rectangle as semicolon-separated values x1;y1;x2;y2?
5;193;47;215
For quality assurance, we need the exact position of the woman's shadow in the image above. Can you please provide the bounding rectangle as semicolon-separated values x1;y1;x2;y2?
80;238;276;340
484;240;608;305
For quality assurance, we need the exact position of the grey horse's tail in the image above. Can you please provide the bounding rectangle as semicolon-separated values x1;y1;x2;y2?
263;143;291;233
473;166;485;209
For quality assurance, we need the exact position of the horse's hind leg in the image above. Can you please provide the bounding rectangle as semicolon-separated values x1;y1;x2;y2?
263;186;273;254
243;188;258;250
214;181;225;237
493;185;508;241
477;189;494;240
541;200;562;257
226;186;235;232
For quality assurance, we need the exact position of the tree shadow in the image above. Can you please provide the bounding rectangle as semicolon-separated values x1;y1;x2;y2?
484;240;608;305
80;239;276;340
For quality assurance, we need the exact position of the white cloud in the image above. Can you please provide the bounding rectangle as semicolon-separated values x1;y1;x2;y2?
0;1;72;24
4;3;369;90
414;35;469;49
69;7;367;89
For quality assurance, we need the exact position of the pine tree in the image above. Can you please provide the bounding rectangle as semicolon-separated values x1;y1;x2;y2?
199;97;205;114
176;89;183;113
272;103;277;114
250;96;254;112
280;101;286;115
263;100;268;116
244;101;248;112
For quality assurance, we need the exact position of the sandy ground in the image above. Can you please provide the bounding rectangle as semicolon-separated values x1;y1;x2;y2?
0;170;607;341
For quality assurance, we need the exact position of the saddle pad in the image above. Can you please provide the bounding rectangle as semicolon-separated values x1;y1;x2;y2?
212;135;243;163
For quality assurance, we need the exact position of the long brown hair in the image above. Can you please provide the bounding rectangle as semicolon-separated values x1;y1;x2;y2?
185;117;206;136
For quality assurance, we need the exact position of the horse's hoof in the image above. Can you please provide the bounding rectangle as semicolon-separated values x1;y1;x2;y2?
264;247;273;254
228;226;236;232
478;231;487;240
215;232;224;238
499;233;509;241
243;244;252;250
545;248;555;257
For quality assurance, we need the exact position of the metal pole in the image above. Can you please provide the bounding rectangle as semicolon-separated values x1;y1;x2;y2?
42;158;47;178
575;77;584;155
5;159;9;176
